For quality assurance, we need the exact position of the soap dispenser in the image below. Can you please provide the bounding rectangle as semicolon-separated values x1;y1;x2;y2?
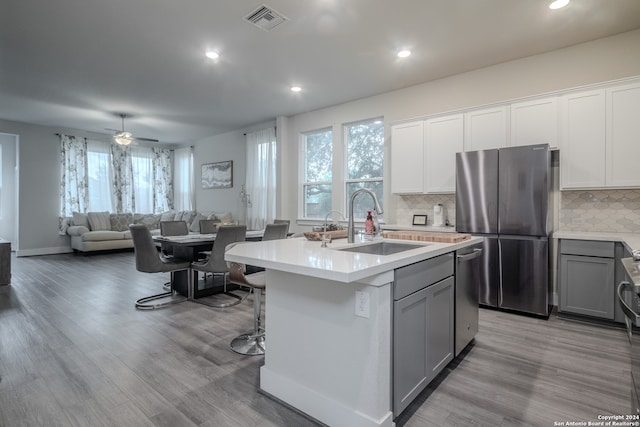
365;211;374;236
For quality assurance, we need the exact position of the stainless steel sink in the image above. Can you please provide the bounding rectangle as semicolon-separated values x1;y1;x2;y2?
337;241;427;255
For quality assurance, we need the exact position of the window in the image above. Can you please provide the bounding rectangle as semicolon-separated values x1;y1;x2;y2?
60;134;178;216
87;140;113;212
345;118;384;220
302;128;332;218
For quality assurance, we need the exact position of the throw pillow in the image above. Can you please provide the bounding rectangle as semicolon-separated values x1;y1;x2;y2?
160;210;176;222
110;213;133;232
72;212;89;228
181;211;197;227
217;212;233;224
87;211;111;231
189;213;207;233
134;213;161;230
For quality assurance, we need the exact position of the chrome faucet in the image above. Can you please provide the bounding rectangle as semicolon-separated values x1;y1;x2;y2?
348;188;384;243
321;210;346;247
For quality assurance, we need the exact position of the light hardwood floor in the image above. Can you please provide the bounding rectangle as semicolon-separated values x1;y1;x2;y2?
0;251;632;426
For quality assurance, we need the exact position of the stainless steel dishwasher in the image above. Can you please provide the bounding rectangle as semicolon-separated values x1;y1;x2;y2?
455;244;483;356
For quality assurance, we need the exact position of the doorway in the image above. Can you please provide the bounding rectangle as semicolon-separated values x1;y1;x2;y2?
0;133;18;251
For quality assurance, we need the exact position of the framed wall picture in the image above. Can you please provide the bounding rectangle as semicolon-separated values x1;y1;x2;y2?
412;214;428;226
201;160;233;189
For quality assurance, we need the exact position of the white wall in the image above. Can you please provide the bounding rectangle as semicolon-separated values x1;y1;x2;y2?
0;133;17;249
279;29;640;230
192;119;276;224
0;119;73;255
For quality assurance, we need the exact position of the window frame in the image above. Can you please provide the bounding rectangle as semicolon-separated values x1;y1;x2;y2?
300;127;333;220
343;117;385;221
298;117;385;222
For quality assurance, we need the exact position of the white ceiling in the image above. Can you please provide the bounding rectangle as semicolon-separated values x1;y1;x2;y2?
2;0;640;144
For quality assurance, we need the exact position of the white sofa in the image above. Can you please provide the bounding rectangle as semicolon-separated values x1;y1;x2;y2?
64;210;232;253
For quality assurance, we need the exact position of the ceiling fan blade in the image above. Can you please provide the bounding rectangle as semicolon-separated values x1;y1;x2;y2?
133;136;160;143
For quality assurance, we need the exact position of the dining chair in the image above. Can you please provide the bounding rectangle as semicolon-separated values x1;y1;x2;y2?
227;258;266;355
262;222;289;241
129;224;193;309
160;220;189;236
273;219;290;235
159;220;189;254
191;225;247;308
199;219;220;234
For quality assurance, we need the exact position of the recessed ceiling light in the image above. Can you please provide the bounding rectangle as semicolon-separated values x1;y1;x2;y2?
205;51;219;60
397;50;411;58
548;0;570;9
291;86;302;92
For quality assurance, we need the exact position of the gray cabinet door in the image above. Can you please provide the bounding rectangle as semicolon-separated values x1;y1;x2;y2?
559;254;615;319
393;276;454;415
393;286;428;415
426;276;455;379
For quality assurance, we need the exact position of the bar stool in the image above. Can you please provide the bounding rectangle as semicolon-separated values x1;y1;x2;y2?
227;260;266;355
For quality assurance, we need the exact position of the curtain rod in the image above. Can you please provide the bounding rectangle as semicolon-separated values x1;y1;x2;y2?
243;125;277;136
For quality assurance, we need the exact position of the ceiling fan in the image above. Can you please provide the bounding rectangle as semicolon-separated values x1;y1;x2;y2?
106;114;159;145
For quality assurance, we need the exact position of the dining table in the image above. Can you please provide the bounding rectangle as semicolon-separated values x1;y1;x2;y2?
153;229;264;298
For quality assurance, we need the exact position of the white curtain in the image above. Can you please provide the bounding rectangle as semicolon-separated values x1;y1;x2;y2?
86;140;113;212
173;147;194;211
131;146;154;214
152;147;173;213
62;138;175;215
246;127;277;230
110;145;134;213
59;134;88;216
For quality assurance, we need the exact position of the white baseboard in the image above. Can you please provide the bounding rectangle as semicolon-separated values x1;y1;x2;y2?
260;366;395;427
16;246;73;257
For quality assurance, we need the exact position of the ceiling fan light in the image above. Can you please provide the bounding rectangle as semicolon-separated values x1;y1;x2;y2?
549;0;570;9
114;131;133;146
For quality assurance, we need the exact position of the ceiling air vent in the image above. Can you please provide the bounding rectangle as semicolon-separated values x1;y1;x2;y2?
244;4;289;31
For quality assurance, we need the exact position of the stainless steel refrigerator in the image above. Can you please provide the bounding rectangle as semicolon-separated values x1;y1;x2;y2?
455;144;551;317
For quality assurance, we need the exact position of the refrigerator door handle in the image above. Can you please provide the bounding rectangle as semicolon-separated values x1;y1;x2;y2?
497;239;503;307
456;248;483;262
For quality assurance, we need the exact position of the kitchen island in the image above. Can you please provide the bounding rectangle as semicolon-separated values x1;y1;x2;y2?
225;235;483;427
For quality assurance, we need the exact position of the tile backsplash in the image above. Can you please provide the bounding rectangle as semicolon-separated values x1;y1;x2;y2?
395;189;640;233
394;194;456;226
559;189;640;233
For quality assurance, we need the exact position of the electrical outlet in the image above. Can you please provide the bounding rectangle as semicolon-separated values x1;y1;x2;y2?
355;290;370;318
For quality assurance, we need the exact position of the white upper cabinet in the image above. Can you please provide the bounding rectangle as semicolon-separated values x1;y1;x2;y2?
464;106;508;151
510;97;559;148
559;89;606;189
606;82;640;188
424;114;463;193
391;120;424;194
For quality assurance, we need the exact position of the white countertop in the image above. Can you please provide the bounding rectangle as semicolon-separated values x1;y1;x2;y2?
225;236;484;284
553;230;640;253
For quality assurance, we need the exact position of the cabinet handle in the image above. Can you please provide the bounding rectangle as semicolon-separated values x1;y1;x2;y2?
456;248;483;262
